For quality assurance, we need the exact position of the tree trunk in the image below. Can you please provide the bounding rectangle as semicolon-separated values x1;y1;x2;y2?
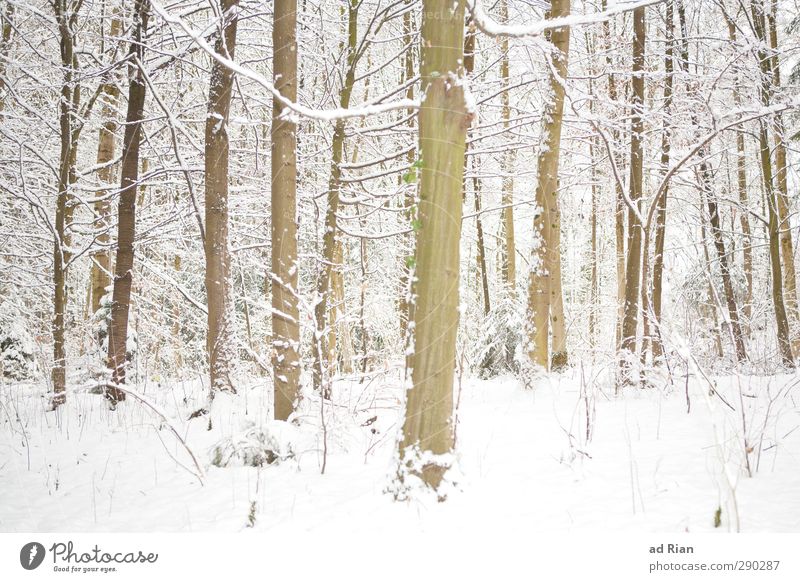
619;5;645;388
204;0;239;395
703;163;748;362
767;3;799;354
50;0;81;408
724;17;753;327
106;0;149;403
0;4;13;117
649;0;674;362
313;0;358;394
750;0;793;365
272;0;301;420
527;0;570;371
498;0;516;295
398;1;416;345
601;0;626;348
397;0;469;496
90;16;122;317
464;18;489;316
549;184;568;370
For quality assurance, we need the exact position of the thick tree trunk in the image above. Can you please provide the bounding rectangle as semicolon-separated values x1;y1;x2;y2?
527;0;570;370
619;5;645;387
272;0;301;420
204;0;239;394
397;0;469;495
106;0;149;403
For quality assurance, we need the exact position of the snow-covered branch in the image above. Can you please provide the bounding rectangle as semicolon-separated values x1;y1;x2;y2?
466;0;666;39
149;0;419;122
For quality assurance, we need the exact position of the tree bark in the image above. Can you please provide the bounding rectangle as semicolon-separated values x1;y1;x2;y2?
750;0;793;365
204;0;239;394
498;0;516;295
106;0;149;403
397;0;469;495
51;0;81;408
527;0;570;371
313;0;358;394
272;0;302;420
619;5;645;387
398;1;416;345
649;0;674;362
767;2;799;354
90;15;122;317
0;4;13;117
703;164;748;362
600;0;626;348
724;17;753;327
464;18;489;316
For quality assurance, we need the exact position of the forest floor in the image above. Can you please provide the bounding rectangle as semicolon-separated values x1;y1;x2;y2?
1;365;799;533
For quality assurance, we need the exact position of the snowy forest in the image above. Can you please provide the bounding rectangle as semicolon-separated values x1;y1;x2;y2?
1;0;800;534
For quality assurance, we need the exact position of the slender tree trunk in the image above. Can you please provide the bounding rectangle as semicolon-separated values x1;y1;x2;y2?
397;0;469;495
498;0;516;295
649;0;674;362
464;18;489;316
549;183;568;370
619;5;645;387
527;0;570;371
725;18;753;326
699;205;725;359
750;0;793;365
90;16;122;316
703;163;748;362
0;4;13;117
105;0;149;403
399;1;416;344
272;0;301;420
766;3;799;354
588;130;599;351
50;0;81;408
313;0;358;394
473;172;491;316
204;0;239;394
601;0;626;347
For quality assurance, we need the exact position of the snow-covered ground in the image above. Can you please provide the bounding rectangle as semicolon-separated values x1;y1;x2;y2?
2;367;799;533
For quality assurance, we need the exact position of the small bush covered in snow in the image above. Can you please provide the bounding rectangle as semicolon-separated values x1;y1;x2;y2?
469;295;529;380
210;421;297;468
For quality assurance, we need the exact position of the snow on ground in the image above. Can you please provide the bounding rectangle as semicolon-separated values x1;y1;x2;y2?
1;367;799;533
